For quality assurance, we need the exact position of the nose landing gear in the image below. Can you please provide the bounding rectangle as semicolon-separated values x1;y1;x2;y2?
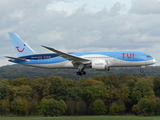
140;69;144;73
140;66;145;73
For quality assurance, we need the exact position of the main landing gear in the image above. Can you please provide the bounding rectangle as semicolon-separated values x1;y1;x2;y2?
77;70;86;76
76;64;86;76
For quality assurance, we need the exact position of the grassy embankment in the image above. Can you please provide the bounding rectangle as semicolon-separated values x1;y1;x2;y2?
0;116;160;120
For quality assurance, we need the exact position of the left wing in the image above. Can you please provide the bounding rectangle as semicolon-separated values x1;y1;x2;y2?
42;45;91;64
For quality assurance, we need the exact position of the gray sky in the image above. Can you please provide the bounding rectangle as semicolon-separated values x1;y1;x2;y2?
1;0;160;66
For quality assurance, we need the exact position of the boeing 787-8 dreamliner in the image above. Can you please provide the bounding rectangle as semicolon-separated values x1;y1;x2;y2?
5;32;156;75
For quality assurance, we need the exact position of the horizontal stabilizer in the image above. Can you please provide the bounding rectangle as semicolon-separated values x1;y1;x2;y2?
5;56;28;61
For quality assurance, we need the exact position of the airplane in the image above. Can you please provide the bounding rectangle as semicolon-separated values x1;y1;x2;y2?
5;32;156;76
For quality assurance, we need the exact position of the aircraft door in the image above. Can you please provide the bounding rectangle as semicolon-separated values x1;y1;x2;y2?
113;55;117;61
137;54;143;60
113;55;121;65
137;54;146;65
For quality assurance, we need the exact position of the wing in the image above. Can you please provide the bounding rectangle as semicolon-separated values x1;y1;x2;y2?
42;45;91;64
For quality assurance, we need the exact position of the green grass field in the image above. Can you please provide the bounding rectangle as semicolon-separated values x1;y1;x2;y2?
0;116;160;120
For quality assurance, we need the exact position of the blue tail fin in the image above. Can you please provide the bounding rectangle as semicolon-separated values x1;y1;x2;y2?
8;32;36;57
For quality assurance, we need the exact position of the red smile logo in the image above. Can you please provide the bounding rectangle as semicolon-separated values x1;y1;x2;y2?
16;44;26;52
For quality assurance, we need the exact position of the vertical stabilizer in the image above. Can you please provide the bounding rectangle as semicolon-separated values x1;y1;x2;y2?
8;32;36;57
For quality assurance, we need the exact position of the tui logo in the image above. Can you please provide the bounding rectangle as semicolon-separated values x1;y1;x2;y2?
121;53;134;58
16;44;26;52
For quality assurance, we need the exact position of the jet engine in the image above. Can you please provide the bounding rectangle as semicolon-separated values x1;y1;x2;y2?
91;60;110;71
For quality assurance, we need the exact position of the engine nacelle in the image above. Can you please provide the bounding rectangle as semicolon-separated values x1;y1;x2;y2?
91;60;109;71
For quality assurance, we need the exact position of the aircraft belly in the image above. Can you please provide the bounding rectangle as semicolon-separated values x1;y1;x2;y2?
110;60;152;67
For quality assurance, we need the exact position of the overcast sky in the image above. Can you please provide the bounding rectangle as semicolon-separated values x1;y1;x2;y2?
1;0;160;66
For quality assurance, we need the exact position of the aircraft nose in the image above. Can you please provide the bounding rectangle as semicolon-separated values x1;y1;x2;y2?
153;58;156;64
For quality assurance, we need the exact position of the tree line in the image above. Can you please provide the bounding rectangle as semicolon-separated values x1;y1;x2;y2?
1;64;160;80
0;74;160;116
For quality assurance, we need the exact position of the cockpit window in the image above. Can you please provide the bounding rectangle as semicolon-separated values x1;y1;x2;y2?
147;55;152;57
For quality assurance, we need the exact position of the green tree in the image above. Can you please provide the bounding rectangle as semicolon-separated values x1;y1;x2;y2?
47;76;74;100
65;87;82;101
9;78;30;86
90;99;106;115
78;100;87;115
39;98;67;116
38;98;50;116
135;97;156;116
106;74;119;87
0;99;10;116
153;77;160;97
119;74;135;83
48;99;60;116
92;75;113;85
132;104;138;115
137;98;150;116
132;77;155;103
28;99;38;116
83;85;106;103
79;78;104;87
66;100;76;115
80;79;106;103
47;99;67;116
11;97;29;116
155;98;160;115
113;83;130;102
0;80;8;99
32;78;51;101
149;97;156;116
109;101;125;115
6;85;32;100
58;99;67;115
105;84;115;110
15;85;32;98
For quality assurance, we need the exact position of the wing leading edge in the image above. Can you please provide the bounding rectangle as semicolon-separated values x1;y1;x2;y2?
42;45;91;64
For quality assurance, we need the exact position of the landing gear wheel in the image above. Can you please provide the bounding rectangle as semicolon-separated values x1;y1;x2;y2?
140;69;144;73
82;71;86;75
77;72;82;76
76;71;86;76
